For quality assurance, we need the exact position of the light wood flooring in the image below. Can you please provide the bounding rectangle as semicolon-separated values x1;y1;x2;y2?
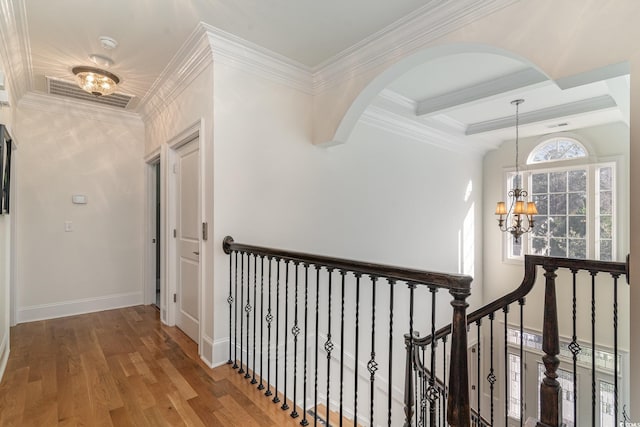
0;305;307;426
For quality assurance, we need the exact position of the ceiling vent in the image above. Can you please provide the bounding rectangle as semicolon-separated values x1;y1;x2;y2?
47;77;133;109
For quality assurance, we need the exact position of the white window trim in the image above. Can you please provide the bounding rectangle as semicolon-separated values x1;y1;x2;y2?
527;136;589;165
502;160;618;262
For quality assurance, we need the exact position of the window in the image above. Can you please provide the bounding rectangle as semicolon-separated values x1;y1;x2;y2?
527;137;588;164
600;381;615;427
508;353;523;419
506;137;615;260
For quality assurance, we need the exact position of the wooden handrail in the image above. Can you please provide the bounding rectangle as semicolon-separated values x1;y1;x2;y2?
413;254;628;346
223;236;473;292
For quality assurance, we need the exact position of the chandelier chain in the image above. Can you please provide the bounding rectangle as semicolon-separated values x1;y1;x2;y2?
515;100;520;176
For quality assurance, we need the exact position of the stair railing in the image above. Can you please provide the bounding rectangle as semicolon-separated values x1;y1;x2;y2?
223;236;473;426
406;254;628;427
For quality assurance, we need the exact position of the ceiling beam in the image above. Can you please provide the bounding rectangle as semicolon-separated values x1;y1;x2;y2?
555;61;630;90
465;95;618;135
415;68;548;117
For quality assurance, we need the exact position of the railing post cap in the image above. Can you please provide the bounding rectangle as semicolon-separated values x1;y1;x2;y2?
223;236;234;254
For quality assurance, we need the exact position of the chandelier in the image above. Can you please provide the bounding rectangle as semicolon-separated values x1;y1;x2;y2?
72;66;120;97
495;99;538;243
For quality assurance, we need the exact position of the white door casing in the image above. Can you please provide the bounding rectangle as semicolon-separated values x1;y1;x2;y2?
175;137;200;343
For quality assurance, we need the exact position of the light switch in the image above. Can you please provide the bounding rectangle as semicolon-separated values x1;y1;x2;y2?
72;195;87;204
64;221;72;232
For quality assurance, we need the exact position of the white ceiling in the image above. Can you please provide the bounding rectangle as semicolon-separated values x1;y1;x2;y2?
6;0;631;150
24;0;432;99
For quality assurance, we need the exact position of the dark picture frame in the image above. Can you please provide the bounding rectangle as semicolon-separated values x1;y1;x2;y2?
0;125;12;214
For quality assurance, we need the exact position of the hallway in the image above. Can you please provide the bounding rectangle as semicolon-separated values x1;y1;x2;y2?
0;306;302;426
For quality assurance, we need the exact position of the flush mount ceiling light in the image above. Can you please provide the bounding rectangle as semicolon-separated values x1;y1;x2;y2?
72;66;120;97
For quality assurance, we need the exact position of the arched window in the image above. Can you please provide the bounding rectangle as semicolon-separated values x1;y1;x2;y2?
527;137;588;164
505;136;615;261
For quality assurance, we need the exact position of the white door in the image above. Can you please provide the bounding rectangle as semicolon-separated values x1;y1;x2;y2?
175;138;200;343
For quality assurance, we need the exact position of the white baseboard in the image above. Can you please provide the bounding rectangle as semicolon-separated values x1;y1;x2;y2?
0;331;8;382
17;291;143;323
212;337;231;368
200;335;214;368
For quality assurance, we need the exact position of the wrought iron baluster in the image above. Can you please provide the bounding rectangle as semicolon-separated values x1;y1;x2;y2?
354;273;361;427
388;279;395;427
487;312;495;426
266;257;273;397
429;286;437;427
282;260;291;410
404;283;416;427
369;276;379;427
258;255;265;390
613;272;620;426
273;259;281;404
301;263;310;426
475;318;481;424
228;251;233;364
569;269;580;426
442;335;447;427
339;270;346;425
591;270;597;423
421;347;426;427
233;251;239;369
325;268;335;425
251;254;258;384
503;305;509;423
239;252;245;375
519;298;524;427
291;262;300;418
413;351;419;427
313;266;320;427
245;253;253;379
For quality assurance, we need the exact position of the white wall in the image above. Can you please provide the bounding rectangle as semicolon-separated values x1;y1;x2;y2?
211;62;484;423
0;76;13;380
144;61;215;364
483;123;630;349
14;101;145;322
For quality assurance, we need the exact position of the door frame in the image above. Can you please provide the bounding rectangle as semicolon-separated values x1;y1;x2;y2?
165;120;205;353
144;148;161;313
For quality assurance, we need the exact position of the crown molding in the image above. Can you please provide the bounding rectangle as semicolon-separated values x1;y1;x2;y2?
19;91;143;127
203;23;313;94
0;0;33;103
311;0;518;93
360;104;493;154
139;24;214;121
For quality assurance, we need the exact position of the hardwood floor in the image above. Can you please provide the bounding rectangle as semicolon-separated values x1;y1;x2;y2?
0;306;304;426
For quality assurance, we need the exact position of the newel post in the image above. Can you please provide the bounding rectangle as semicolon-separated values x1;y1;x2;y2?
538;265;562;427
447;284;471;427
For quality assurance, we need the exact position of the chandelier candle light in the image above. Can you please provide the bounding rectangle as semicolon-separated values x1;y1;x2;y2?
495;99;538;243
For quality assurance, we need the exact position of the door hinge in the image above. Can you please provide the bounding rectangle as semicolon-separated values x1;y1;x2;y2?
173;229;177;238
173;293;177;303
172;163;178;174
202;222;208;241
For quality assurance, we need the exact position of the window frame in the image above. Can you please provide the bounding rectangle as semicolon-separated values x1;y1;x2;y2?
502;160;617;262
527;136;588;165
